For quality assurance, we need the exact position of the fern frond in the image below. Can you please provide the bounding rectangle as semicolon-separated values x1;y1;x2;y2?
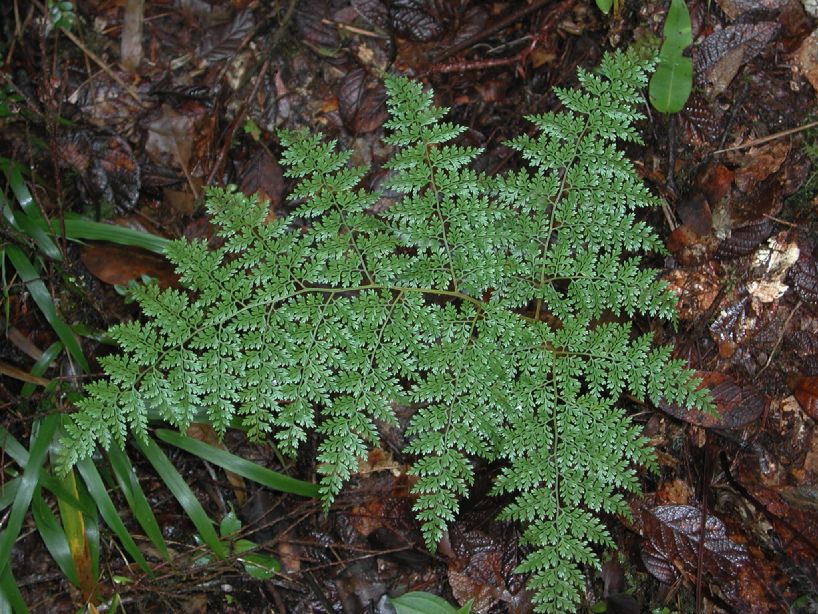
62;49;711;612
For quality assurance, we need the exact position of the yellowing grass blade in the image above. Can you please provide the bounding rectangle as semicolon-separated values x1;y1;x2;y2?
31;487;80;586
75;458;153;576
56;467;97;603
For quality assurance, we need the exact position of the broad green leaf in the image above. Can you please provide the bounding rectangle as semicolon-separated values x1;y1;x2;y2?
390;591;472;614
649;55;693;114
649;0;693;114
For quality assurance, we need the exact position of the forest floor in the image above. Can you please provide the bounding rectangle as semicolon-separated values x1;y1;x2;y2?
2;0;818;612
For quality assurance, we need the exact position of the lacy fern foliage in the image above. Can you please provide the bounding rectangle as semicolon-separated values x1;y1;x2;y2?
62;51;709;612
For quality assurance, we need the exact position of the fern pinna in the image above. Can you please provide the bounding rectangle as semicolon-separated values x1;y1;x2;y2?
61;50;709;612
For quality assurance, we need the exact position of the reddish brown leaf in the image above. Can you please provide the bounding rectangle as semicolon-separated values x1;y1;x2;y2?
695;23;779;96
731;141;790;193
793;376;818;420
716;218;774;260
659;371;767;428
788;254;818;303
337;68;388;134
197;9;256;62
238;148;284;208
697;162;735;207
80;243;177;288
58;130;141;212
641;505;748;585
390;0;445;42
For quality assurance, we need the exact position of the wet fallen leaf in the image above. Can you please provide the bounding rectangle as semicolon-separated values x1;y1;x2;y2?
788;253;818;303
197;8;256;62
80;243;177;288
58;129;141;212
238;148;284;208
390;0;445;42
337;67;388;134
716;218;774;260
641;505;748;585
793;375;818;419
660;371;768;428
730;141;790;193
695;23;779;97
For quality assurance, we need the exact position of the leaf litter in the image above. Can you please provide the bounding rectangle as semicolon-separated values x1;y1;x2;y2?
1;0;818;611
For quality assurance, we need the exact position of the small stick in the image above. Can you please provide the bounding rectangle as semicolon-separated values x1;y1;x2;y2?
61;27;146;107
713;120;818;154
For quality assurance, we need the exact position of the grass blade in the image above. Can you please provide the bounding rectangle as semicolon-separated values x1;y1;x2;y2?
4;245;89;372
20;341;62;397
0;415;59;576
0;157;62;260
31;487;80;586
55;467;98;601
156;429;319;498
0;478;20;511
56;217;170;254
75;457;153;576
0;564;29;614
0;428;29;465
133;436;227;559
106;445;170;561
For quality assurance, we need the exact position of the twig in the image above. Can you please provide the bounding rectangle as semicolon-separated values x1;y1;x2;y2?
60;27;146;107
206;59;270;186
713;120;818;154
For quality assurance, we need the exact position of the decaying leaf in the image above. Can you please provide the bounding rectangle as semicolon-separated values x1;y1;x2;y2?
695;23;779;97
659;371;767;428
337;67;388;134
197;9;256;62
641;505;748;585
58;129;141;212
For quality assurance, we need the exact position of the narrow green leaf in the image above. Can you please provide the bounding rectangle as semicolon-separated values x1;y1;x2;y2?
0;478;21;511
106;445;170;561
133;436;227;559
0;564;29;614
20;341;63;398
31;487;80;586
156;429;320;498
75;457;153;576
0;428;28;465
4;245;89;372
0;415;59;576
50;217;171;255
649;0;693;114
